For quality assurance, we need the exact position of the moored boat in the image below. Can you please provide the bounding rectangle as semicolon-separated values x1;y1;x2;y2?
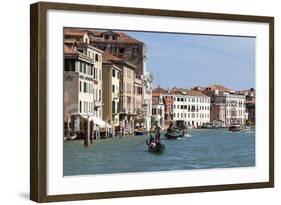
228;124;242;132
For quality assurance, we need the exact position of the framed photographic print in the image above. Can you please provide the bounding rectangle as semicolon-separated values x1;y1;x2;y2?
30;1;274;202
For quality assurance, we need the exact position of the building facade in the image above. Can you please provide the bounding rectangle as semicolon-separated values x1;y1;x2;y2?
210;94;246;126
86;30;146;79
171;89;211;128
65;28;154;132
102;53;121;128
64;44;100;133
200;84;247;127
75;43;104;119
236;88;255;124
151;94;165;128
152;87;210;128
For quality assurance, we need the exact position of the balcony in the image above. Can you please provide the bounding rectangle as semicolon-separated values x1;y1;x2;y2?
94;100;102;108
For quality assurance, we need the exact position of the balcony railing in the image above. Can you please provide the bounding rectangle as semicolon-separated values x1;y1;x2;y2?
94;100;102;108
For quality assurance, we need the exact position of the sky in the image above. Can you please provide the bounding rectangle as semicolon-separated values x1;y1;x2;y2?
125;31;255;90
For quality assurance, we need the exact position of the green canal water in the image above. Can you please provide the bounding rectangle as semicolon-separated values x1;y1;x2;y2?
63;128;255;176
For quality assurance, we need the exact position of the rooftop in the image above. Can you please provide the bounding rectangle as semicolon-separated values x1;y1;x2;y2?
64;44;94;63
64;28;89;37
205;84;231;92
152;86;208;97
86;29;143;44
152;87;168;94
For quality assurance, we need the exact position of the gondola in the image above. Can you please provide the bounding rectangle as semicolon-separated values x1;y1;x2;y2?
146;136;165;153
165;129;184;140
147;141;165;153
134;130;145;136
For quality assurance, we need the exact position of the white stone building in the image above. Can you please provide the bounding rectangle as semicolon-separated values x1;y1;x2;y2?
171;89;211;128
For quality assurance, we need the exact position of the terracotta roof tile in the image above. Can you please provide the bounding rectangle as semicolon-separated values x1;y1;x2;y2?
64;44;78;54
85;29;143;44
152;87;167;94
102;51;123;63
205;84;231;92
64;28;89;36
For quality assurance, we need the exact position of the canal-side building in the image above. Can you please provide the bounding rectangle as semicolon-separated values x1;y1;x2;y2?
102;52;122;128
64;28;91;44
65;28;154;132
152;87;174;129
236;88;255;124
200;84;247;127
75;42;104;119
171;88;211;128
203;84;232;97
151;93;165;128
64;44;104;135
88;29;153;132
134;78;143;115
86;30;146;79
210;94;246;126
100;53;137;134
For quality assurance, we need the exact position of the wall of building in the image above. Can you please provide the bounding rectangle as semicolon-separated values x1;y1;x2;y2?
173;95;210;127
64;72;79;116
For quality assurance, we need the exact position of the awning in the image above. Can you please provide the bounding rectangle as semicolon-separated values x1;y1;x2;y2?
80;114;112;128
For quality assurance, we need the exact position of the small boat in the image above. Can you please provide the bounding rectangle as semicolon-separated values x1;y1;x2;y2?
228;124;242;132
165;129;183;140
147;141;165;153
243;126;251;131
134;130;145;136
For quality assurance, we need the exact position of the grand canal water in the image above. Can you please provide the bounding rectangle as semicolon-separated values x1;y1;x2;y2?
63;128;255;176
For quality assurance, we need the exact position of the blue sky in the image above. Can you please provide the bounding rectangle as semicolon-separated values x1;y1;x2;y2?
125;31;255;90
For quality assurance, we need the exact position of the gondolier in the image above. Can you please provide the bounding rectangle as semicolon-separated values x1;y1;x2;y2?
152;122;162;141
146;122;165;153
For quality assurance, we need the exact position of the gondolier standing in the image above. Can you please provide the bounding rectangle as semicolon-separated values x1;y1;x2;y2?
152;122;162;142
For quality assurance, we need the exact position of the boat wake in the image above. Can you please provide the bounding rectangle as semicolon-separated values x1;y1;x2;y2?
183;134;192;138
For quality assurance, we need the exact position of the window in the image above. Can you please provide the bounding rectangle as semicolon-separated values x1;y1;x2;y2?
99;69;102;80
119;47;125;54
112;46;117;53
83;63;86;74
90;66;93;76
80;62;83;72
79;101;82;113
95;54;99;62
99;90;101;101
93;67;96;79
112;101;116;113
112;69;116;77
112;85;115;93
84;82;87;93
104;34;109;40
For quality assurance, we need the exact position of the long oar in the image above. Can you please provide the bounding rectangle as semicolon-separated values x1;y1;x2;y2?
130;138;148;150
